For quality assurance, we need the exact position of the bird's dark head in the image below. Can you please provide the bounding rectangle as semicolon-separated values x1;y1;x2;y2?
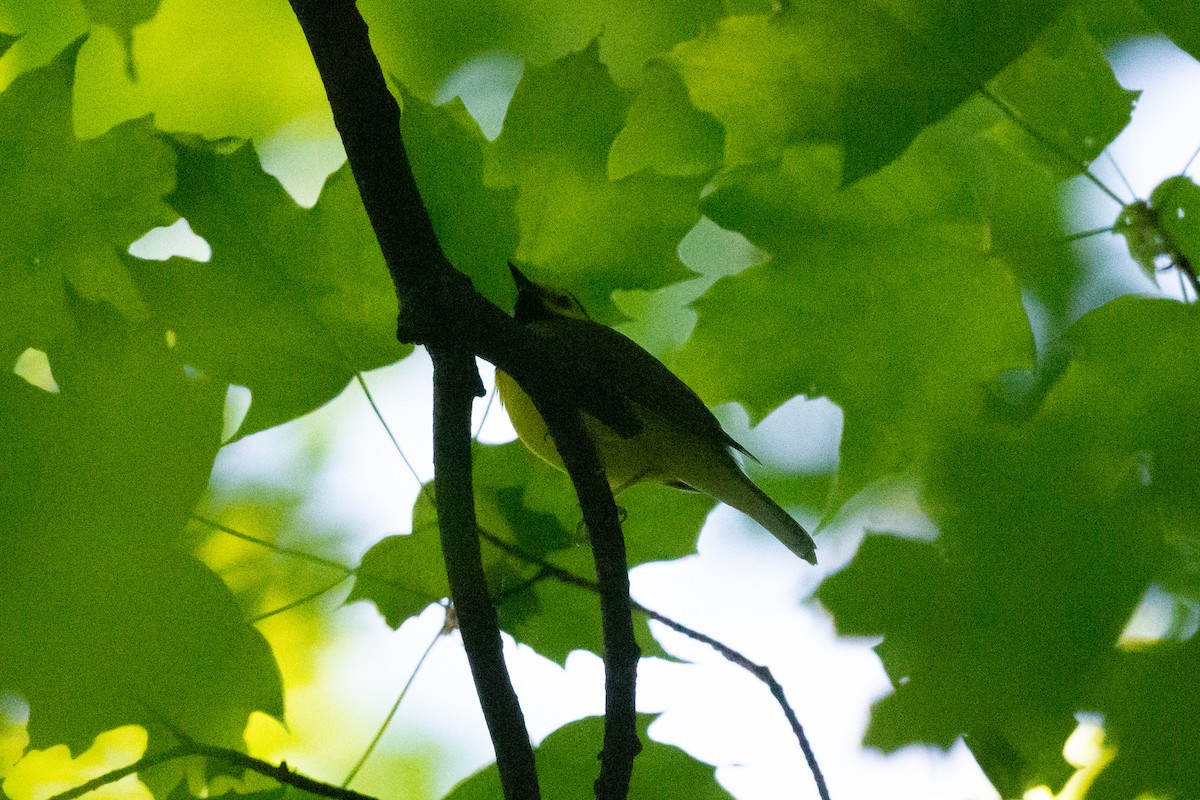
509;263;591;324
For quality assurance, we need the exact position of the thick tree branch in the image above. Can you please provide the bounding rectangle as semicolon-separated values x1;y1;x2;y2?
286;0;444;292
432;347;541;799
533;402;641;800
286;4;642;798
286;3;540;797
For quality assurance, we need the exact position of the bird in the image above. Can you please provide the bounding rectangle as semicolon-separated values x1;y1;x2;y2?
494;263;818;564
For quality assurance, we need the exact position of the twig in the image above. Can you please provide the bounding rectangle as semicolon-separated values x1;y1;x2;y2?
44;739;382;800
477;528;832;800
45;747;186;800
248;573;352;624
343;610;449;786
192;514;351;575
187;741;380;800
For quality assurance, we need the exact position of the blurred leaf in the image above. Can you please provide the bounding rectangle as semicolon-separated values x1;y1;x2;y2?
400;89;520;308
0;29;17;58
607;61;724;180
359;0;721;97
1149;175;1200;270
677;112;1034;511
128;140;409;438
71;0;331;142
79;0;158;75
0;297;280;754
0;38;176;363
444;715;734;799
488;43;703;321
671;0;1068;179
986;10;1138;178
1136;0;1200;62
819;296;1194;794
1086;637;1200;800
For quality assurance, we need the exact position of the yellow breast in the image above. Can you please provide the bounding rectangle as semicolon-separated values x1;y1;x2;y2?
495;370;667;492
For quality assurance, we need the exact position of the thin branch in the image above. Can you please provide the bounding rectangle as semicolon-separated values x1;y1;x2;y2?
248;573;352;624
45;747;186;800
191;514;352;575
343;613;448;787
532;401;640;800
430;347;541;799
186;739;380;800
356;372;429;493
477;528;832;800
1104;150;1137;200
44;739;383;800
1181;141;1200;177
474;379;499;440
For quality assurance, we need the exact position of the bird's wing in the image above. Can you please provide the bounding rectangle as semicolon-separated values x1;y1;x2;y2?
532;315;756;459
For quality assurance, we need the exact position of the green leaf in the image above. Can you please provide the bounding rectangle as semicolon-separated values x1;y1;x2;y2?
400;89;520;309
986;10;1138;178
0;297;280;754
346;527;451;630
488;43;703;321
1136;0;1200;63
677;119;1034;511
350;442;711;662
0;38;176;363
671;0;1069;180
129;139;410;438
359;0;721;98
819;297;1194;794
1149;175;1200;271
0;29;17;58
444;715;734;800
1087;638;1200;800
607;61;724;180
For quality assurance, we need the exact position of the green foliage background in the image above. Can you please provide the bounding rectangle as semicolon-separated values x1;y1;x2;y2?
2;0;1199;798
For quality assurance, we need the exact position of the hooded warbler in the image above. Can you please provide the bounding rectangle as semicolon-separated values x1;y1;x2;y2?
495;264;818;564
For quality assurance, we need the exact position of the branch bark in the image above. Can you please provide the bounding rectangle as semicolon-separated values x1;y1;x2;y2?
533;402;641;800
286;3;540;798
431;346;540;799
286;3;642;798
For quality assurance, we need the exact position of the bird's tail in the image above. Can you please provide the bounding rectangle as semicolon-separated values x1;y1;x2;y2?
723;477;818;564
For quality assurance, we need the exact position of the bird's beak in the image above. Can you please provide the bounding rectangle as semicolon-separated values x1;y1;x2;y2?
508;262;535;291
